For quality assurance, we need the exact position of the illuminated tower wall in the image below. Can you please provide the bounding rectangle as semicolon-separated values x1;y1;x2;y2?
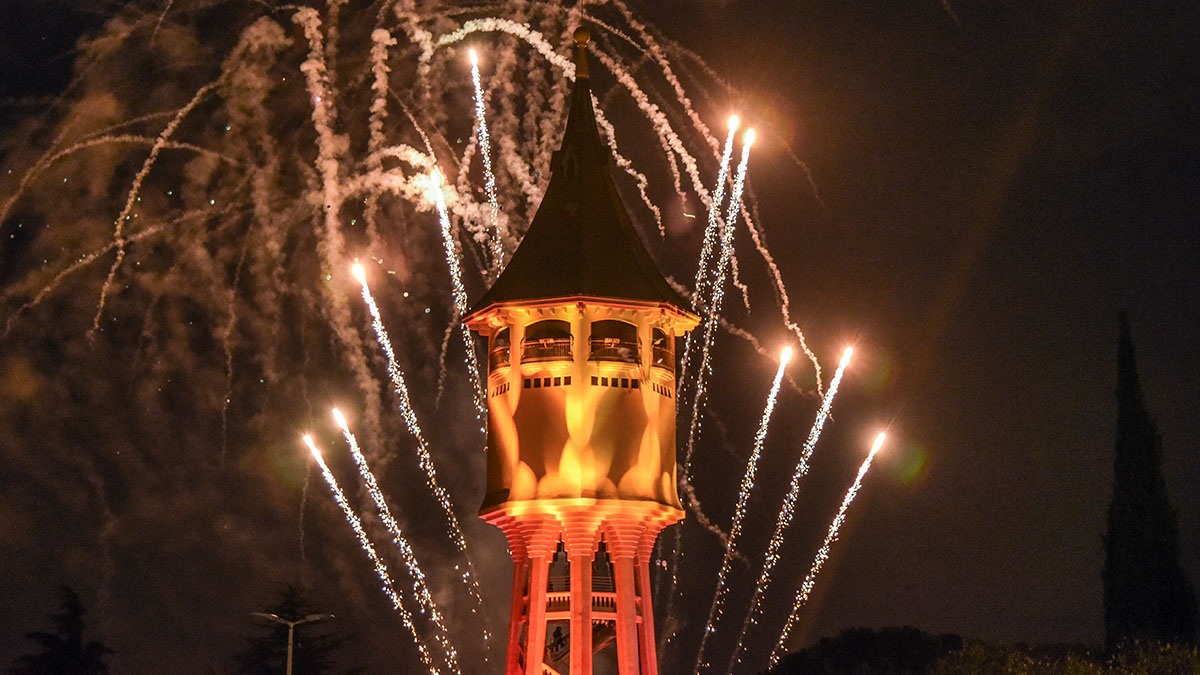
465;28;698;675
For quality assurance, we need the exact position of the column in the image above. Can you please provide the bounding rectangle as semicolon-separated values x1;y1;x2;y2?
635;524;663;675
606;520;643;674
523;518;559;675
562;512;602;675
507;555;530;675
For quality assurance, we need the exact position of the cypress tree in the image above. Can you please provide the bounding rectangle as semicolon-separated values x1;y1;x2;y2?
1103;312;1196;649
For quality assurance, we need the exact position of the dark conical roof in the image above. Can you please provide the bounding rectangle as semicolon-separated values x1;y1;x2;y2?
466;32;689;316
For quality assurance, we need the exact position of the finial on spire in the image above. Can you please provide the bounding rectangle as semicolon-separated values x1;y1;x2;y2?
573;26;591;79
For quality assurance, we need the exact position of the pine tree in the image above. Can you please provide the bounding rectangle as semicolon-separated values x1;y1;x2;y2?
9;586;113;675
1102;312;1197;649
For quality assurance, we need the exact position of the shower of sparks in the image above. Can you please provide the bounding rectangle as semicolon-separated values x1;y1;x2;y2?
302;434;439;673
0;5;859;667
681;114;739;386
350;263;492;651
428;169;487;422
331;408;460;673
694;346;791;673
468;48;504;276
679;127;757;518
768;432;888;670
728;346;853;672
668;127;757;641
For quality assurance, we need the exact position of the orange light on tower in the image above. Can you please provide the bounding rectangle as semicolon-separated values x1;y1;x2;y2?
464;26;699;675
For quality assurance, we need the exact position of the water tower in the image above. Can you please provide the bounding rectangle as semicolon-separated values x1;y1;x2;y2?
464;27;699;675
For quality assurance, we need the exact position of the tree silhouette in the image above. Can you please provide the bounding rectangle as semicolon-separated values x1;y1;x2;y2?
768;626;963;674
234;584;353;675
9;586;113;675
1102;312;1197;649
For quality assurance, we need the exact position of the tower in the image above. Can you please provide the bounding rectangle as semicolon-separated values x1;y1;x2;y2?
464;27;699;675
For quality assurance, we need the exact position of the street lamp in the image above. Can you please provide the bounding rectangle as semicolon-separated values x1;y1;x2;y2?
250;611;334;675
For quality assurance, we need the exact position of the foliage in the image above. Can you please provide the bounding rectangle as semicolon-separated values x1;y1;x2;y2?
932;640;1200;674
232;584;355;675
8;586;113;675
769;626;964;674
1103;313;1197;648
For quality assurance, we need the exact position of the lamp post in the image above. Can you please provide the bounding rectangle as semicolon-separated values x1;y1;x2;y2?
250;612;334;675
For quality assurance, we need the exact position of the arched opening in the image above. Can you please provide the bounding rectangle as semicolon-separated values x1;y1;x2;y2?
489;327;511;370
651;328;673;371
522;319;572;362
589;320;639;364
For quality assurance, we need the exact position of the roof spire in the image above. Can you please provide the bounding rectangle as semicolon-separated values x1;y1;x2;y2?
573;26;590;79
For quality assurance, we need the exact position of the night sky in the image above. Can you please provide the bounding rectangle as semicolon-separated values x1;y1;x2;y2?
1;1;1197;673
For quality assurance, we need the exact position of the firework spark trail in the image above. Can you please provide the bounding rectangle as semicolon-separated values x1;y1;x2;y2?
607;0;719;157
681;128;755;500
0;129;235;228
331;409;461;673
431;18;575;78
666;129;755;648
680;116;738;388
303;435;439;673
90;80;219;338
428;170;488;422
294;7;387;455
694;347;792;673
768;432;888;670
364;27;397;248
728;347;853;673
592;99;664;234
469;49;505;275
351;263;492;648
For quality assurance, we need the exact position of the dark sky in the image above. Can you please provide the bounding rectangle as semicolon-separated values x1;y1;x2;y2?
1;0;1198;673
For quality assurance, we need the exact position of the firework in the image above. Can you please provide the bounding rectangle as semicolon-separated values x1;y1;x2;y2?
681;115;739;388
331;409;460;673
468;49;504;275
728;347;853;672
768;432;888;669
428;169;487;421
694;346;791;672
350;263;491;651
302;435;439;673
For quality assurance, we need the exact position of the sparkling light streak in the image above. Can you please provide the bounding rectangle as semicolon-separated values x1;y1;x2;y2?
668;128;757;643
331;409;460;673
768;432;888;670
468;48;504;276
681;114;739;387
302;434;439;673
728;346;854;673
350;263;491;650
681;127;757;503
429;169;487;422
694;346;791;673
